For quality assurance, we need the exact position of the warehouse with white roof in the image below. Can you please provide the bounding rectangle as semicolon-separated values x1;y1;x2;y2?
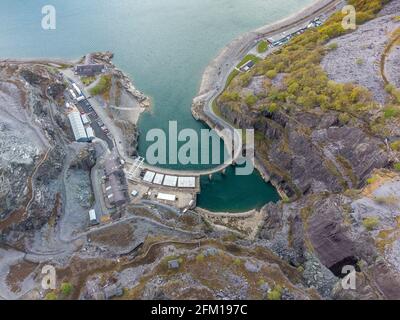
153;173;164;185
163;175;178;187
178;177;196;188
68;111;88;142
143;171;156;183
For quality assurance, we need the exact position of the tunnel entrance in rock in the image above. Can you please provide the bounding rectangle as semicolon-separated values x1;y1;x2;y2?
329;256;360;278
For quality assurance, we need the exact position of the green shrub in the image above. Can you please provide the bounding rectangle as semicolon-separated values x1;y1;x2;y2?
257;40;269;53
367;175;378;184
257;279;266;287
356;58;364;66
60;282;73;297
239;73;252;86
233;258;241;266
245;94;257;107
390;141;400;151
385;84;395;93
338;113;350;124
220;91;240;103
81;76;96;86
383;106;400;118
356;11;375;24
266;70;278;79
45;292;57;300
267;285;283;300
319;22;346;40
393;90;400;104
385;84;400;103
327;42;338;50
394;162;400;172
267;103;278;113
196;254;205;262
362;217;379;231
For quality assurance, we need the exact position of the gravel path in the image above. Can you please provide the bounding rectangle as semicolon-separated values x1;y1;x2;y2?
385;44;400;88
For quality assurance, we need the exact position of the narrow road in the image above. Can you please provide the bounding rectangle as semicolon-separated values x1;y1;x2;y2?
197;0;343;138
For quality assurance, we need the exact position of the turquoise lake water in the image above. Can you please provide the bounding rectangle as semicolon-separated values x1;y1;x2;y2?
0;0;313;212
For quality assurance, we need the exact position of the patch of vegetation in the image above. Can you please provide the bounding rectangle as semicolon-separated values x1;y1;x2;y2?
90;74;112;97
327;42;338;50
356;58;364;66
57;63;71;70
226;69;240;88
383;106;400;119
390;141;400;151
394;162;400;172
385;84;400;104
225;54;262;88
220;91;240;103
257;40;269;53
338;112;351;125
81;76;96;86
196;254;205;262
267;103;278;113
257;278;266;287
60;282;73;297
367;175;379;184
362;217;379;231
45;291;57;300
245;94;257;107
267;285;283;300
266;69;277;79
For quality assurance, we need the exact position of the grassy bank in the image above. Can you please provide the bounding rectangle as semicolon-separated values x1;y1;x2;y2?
90;74;112;98
257;40;269;53
226;54;261;88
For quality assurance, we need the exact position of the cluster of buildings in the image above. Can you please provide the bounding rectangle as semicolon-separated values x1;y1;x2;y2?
67;108;95;143
142;171;197;189
103;151;128;208
66;81;96;143
68;83;86;102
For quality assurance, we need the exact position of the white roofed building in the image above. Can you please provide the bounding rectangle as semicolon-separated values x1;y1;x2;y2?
178;177;196;188
68;111;88;142
86;127;95;141
163;175;178;187
153;173;164;185
143;171;156;183
157;193;176;202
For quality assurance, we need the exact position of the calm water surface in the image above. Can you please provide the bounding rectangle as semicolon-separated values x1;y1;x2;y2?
0;0;313;211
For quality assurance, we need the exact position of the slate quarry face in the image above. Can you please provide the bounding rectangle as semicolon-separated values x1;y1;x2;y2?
0;79;45;220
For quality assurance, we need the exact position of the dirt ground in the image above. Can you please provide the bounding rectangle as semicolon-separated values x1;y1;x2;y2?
88;223;134;248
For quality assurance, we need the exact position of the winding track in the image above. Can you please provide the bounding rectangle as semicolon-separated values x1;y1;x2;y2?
380;28;400;87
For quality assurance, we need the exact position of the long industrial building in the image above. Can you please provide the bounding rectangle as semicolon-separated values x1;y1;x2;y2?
103;151;128;207
68;111;88;142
